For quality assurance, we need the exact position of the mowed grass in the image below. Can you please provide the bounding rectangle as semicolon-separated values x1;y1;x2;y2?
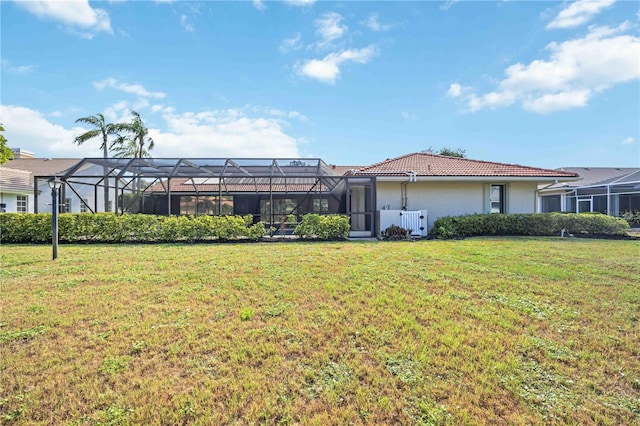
1;238;639;425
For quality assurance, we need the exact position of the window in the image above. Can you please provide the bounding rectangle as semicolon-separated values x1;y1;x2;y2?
80;199;89;213
63;198;72;213
16;195;27;213
490;185;505;214
180;196;233;215
312;198;329;213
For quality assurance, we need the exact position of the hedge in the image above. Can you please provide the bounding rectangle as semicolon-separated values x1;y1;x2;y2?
0;213;266;243
432;212;630;239
293;214;350;240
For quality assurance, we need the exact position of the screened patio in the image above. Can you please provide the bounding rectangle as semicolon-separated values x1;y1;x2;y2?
34;157;376;235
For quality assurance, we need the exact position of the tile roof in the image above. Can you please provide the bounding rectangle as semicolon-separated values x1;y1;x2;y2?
353;152;580;178
148;177;338;194
0;167;33;192
546;167;640;188
3;158;82;183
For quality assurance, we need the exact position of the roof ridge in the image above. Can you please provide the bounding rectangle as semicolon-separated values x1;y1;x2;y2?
357;152;578;177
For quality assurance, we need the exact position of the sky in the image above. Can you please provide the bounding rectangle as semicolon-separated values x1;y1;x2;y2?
1;0;639;169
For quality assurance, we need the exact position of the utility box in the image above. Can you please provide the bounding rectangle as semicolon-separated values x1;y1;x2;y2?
376;210;428;237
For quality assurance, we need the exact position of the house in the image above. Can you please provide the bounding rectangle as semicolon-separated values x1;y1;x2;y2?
40;153;578;237
0;167;33;213
350;152;579;235
0;157;110;213
537;167;640;216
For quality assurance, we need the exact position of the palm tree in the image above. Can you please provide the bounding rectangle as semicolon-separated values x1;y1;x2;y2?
111;111;155;211
113;110;154;158
74;113;119;212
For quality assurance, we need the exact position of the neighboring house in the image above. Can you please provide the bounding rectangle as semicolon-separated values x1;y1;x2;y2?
0;157;109;213
49;153;579;237
0;168;33;213
537;167;640;216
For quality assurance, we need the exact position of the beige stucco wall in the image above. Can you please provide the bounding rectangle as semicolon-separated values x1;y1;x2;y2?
376;180;539;231
507;182;538;214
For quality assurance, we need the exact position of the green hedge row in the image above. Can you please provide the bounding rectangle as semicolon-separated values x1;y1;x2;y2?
432;212;630;239
0;213;266;243
293;214;350;240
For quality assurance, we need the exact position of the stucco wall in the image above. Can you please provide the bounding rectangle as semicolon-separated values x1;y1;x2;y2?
507;182;538;214
0;191;34;213
376;180;539;231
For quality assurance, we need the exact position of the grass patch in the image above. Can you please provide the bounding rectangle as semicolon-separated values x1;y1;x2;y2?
0;238;638;424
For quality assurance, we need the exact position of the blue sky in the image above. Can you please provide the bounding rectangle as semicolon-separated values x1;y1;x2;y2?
1;0;639;169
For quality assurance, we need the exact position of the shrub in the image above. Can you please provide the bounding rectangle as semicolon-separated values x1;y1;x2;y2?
431;213;629;239
0;213;266;244
382;224;411;240
293;214;350;240
621;210;640;227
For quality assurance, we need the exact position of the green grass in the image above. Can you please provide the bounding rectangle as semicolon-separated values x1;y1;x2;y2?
1;238;638;425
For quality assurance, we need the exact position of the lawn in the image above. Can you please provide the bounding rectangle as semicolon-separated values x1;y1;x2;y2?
1;238;638;425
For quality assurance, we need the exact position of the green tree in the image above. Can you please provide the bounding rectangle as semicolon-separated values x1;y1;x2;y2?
438;147;466;158
113;110;154;158
424;146;467;158
0;124;14;164
74;113;119;211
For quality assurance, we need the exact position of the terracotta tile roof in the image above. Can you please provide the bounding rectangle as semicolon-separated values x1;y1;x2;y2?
354;152;580;178
148;177;336;193
0;168;33;192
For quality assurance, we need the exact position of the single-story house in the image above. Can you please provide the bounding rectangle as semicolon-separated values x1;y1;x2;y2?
349;152;579;235
27;152;579;237
0;157;116;213
537;167;640;216
0;167;33;213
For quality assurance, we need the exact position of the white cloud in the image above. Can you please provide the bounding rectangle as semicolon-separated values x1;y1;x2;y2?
1;60;36;74
150;108;300;158
314;12;348;49
296;45;377;84
284;0;316;6
279;32;303;53
401;111;417;120
547;0;616;30
621;136;635;145
1;104;302;159
253;0;266;10
363;13;391;32
14;0;112;36
94;78;166;99
0;105;98;157
180;14;195;32
522;90;591;113
440;0;461;11
448;22;640;114
446;83;465;98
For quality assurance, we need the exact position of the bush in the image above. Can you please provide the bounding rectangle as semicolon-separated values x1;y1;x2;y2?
431;213;629;239
293;214;350;240
621;210;640;227
381;224;411;240
0;213;265;244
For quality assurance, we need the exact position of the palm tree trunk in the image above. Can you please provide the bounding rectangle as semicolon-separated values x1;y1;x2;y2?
103;136;109;213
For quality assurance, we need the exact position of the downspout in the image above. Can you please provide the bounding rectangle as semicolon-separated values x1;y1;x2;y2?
400;171;417;210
